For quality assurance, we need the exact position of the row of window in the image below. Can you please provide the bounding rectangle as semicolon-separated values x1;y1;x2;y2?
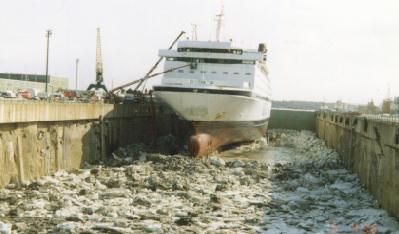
0;73;48;83
177;47;243;55
176;70;252;75
166;57;256;65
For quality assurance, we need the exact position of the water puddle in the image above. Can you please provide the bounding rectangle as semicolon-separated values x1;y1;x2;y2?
220;144;294;165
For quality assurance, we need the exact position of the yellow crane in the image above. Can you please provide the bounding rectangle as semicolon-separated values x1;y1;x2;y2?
87;28;108;93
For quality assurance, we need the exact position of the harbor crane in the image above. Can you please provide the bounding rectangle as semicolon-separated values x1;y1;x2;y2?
87;28;108;93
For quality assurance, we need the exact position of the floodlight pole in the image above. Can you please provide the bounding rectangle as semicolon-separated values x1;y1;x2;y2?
45;29;52;93
75;58;79;90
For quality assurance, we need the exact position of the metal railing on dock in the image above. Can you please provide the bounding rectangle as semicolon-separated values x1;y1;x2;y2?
361;114;399;124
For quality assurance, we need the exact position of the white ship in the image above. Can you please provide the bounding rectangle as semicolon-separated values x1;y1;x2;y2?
153;9;271;156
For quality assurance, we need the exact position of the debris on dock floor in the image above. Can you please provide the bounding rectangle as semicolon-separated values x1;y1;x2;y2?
0;130;398;233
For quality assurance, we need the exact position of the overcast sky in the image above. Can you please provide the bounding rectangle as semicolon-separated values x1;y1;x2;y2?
1;0;398;104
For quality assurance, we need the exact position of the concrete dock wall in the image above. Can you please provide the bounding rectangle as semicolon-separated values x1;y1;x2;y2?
316;112;399;219
0;101;174;187
269;108;316;131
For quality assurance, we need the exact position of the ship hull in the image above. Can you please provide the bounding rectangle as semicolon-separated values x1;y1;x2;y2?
154;86;271;157
187;119;268;156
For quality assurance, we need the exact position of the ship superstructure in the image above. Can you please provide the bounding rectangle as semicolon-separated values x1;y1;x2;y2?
156;40;270;119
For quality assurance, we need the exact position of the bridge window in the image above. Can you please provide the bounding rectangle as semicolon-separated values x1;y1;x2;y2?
178;70;184;73
178;47;243;54
169;57;255;65
242;60;255;64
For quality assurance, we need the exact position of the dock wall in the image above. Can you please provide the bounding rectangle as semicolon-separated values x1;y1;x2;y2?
0;101;175;187
269;108;316;131
316;112;399;219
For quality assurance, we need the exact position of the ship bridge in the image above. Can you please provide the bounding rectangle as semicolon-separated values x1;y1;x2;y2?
159;40;265;63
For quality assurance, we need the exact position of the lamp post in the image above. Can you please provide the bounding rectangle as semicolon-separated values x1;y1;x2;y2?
75;58;79;90
45;29;52;93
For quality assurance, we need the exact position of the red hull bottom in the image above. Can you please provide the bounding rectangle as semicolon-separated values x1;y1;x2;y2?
187;120;269;157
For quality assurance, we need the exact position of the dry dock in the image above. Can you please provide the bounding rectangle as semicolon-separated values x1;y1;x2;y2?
0;104;399;232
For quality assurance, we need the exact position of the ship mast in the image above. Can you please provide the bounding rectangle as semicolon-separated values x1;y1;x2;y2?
191;24;198;41
215;3;224;41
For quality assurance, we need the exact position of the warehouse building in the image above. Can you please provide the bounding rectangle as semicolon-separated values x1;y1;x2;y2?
0;73;68;93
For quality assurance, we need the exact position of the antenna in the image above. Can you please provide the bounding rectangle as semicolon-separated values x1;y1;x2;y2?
215;1;224;41
191;24;198;41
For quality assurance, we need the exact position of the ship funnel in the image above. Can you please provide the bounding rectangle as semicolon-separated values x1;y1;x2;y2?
258;43;267;53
